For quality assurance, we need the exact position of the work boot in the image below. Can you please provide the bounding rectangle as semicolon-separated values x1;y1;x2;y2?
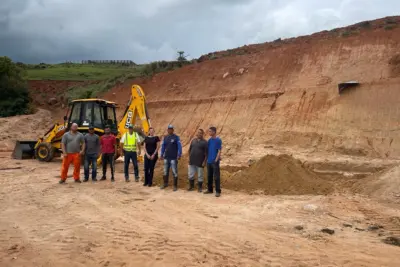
100;176;106;181
125;177;130;182
215;192;221;197
160;176;168;189
92;178;98;182
74;179;82;183
197;182;203;193
187;180;195;191
83;179;89;183
59;180;66;184
111;178;115;182
173;177;178;192
204;190;213;194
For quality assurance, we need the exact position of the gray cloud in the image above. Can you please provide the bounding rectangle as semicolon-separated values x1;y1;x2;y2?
1;0;399;64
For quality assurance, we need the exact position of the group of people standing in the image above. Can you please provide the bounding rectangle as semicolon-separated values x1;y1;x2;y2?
59;123;222;197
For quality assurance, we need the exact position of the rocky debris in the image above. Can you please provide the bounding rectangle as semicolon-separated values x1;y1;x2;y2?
238;68;246;75
355;227;365;231
222;72;230;79
303;204;318;211
343;223;353;228
47;97;58;105
368;224;384;231
248;159;256;166
294;225;304;231
321;228;335;235
382;236;400;247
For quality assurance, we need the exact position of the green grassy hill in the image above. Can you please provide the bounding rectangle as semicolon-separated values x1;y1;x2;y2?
26;63;135;80
23;61;192;101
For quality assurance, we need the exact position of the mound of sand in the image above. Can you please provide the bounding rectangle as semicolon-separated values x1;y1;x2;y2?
226;154;333;195
0;109;55;152
353;165;400;203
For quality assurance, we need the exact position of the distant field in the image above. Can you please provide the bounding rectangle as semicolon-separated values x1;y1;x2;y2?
26;63;135;80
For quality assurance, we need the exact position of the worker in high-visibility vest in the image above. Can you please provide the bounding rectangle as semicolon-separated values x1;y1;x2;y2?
120;125;141;182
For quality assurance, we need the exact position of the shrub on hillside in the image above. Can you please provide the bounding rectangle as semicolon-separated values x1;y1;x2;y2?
0;56;32;117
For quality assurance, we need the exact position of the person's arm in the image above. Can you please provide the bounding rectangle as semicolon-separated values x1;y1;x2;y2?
80;135;85;155
177;136;182;159
215;138;222;162
97;136;101;155
160;137;166;159
143;138;149;158
61;134;67;157
136;133;141;155
120;134;125;153
188;140;193;163
203;141;208;167
113;136;117;156
154;138;161;157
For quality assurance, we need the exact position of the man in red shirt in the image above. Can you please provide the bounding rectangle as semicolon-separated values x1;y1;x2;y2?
100;125;117;182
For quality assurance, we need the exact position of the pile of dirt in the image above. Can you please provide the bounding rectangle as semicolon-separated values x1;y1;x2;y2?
226;154;333;195
0;109;55;152
142;154;332;195
353;165;400;203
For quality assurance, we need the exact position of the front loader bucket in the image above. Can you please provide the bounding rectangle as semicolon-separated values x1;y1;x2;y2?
12;141;37;160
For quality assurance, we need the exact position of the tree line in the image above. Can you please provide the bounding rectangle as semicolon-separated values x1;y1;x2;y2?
0;56;31;117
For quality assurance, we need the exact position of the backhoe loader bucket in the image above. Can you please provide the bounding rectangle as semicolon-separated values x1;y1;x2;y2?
12;141;37;160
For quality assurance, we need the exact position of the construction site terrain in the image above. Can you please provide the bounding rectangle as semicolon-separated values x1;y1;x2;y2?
1;17;400;267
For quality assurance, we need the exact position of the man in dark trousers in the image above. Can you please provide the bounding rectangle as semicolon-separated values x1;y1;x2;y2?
188;129;208;192
120;125;141;182
83;125;100;182
100;125;117;182
160;124;182;191
204;126;222;197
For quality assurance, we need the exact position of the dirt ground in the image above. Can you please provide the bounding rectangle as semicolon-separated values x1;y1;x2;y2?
0;154;399;267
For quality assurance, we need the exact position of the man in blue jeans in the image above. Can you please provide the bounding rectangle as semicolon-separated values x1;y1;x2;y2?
120;125;141;182
204;126;222;197
83;126;100;182
160;125;182;191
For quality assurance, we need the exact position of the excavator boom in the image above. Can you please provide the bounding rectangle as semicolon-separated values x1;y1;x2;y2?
117;84;151;140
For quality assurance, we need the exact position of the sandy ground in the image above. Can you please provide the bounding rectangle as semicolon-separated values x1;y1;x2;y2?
0;155;399;267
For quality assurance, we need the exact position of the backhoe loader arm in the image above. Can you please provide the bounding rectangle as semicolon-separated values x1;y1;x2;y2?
117;84;151;139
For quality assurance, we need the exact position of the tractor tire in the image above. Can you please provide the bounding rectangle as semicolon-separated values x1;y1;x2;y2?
35;143;55;162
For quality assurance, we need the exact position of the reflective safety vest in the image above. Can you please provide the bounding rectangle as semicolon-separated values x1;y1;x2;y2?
123;133;138;152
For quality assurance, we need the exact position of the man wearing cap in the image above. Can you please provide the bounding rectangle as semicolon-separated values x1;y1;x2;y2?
160;124;182;191
83;125;100;182
120;125;141;182
100;125;117;182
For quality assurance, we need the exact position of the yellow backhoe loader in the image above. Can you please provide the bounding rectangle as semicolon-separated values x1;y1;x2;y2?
12;84;151;163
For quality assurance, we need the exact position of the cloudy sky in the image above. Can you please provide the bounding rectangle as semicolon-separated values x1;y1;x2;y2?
1;0;399;64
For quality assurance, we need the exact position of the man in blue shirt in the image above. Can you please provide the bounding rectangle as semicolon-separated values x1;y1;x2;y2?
160;124;182;191
204;126;222;197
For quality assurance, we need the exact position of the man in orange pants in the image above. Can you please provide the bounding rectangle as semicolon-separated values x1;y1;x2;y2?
59;123;85;184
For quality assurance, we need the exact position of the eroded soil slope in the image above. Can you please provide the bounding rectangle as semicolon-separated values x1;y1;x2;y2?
104;17;400;166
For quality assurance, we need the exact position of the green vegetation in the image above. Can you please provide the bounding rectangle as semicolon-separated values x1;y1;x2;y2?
66;60;191;101
0;57;33;117
384;25;396;30
25;63;135;80
341;31;352;37
359;21;371;28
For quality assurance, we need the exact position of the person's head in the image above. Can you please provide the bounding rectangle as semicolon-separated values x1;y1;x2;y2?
149;127;155;136
196;129;204;139
88;125;95;134
104;125;111;135
167;124;174;135
128;125;134;134
71;123;78;133
208;126;217;137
